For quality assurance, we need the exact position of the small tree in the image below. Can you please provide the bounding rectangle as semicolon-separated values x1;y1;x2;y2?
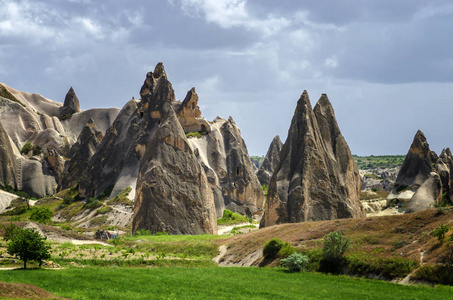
321;231;350;273
29;207;53;224
7;228;51;269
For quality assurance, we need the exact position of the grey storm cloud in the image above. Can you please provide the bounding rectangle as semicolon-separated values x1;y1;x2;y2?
1;0;453;156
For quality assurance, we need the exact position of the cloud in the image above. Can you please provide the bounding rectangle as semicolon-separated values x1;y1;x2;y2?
176;0;290;36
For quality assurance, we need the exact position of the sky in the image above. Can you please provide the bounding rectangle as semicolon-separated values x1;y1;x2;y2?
1;0;453;156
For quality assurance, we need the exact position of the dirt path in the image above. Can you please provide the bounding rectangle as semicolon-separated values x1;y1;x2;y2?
217;223;258;235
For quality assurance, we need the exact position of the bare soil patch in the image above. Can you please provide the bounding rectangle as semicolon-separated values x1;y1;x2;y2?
0;281;69;299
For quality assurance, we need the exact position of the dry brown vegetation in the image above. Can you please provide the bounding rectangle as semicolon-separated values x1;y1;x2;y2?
218;207;453;267
0;281;69;299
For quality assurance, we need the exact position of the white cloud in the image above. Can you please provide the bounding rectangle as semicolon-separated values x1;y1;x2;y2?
178;0;290;36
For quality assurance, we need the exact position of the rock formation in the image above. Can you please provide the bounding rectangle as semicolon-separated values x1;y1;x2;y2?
388;130;453;212
59;87;81;118
406;172;442;213
0;63;262;232
256;135;283;186
0;120;17;189
132;103;217;234
261;91;364;227
59;118;103;190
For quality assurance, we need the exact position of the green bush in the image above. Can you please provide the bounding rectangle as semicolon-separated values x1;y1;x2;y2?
413;265;453;285
280;253;310;273
432;224;449;242
63;194;75;205
20;142;41;156
217;209;250;225
320;231;350;274
347;254;418;279
263;238;284;259
2;223;20;241
84;198;102;210
29;207;53;224
278;242;296;258
185;131;207;139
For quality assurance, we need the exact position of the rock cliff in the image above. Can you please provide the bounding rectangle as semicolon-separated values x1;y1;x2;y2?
261;91;364;227
256;135;283;186
0;120;17;189
132;103;217;234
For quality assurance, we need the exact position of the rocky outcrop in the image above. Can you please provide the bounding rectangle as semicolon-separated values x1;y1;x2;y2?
391;130;437;194
406;172;442;213
387;131;453;213
59;87;81;118
261;91;364;227
59;119;103;190
256;136;283;186
0;120;17;189
132;103;217;234
360;167;399;192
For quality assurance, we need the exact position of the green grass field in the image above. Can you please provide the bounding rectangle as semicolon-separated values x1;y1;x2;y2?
0;267;452;299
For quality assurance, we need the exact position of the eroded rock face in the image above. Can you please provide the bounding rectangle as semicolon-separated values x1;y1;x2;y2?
0;120;17;189
261;91;364;227
257;136;283;186
132;103;217;234
59;87;81;118
387;131;453;213
393;130;437;190
59;119;103;190
406;172;442;213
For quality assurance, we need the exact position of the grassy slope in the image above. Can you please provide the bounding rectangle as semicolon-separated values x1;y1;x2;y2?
0;267;452;299
220;207;453;266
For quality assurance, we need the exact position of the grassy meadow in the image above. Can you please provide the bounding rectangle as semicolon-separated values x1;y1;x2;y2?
1;267;453;299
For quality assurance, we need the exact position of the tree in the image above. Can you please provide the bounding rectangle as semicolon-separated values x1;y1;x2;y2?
7;228;51;269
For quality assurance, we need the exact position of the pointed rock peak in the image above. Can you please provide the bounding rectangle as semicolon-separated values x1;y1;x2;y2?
296;90;312;112
439;147;452;160
410;130;430;155
272;135;282;144
63;87;80;111
228;116;236;125
153;62;166;79
182;87;198;105
314;93;334;114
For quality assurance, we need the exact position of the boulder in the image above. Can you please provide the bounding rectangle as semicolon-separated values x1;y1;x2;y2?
256;135;283;186
132;103;217;234
261;91;364;227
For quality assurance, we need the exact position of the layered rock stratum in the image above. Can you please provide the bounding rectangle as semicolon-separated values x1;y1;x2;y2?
261;91;365;227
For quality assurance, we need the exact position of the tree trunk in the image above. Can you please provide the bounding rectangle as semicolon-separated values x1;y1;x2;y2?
23;260;26;269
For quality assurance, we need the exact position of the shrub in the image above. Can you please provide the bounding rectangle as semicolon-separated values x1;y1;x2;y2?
280;253;310;272
217;209;251;225
63;194;74;205
263;238;284;259
185;131;207;139
432;224;449;243
320;231;350;274
84;197;102;210
2;223;20;241
7;227;51;269
20;142;41;156
278;242;296;258
413;265;453;285
29;207;53;224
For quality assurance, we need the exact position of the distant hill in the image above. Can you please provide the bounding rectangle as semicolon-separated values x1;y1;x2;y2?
353;155;405;170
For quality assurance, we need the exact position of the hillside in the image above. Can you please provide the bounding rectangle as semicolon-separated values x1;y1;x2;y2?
216;206;453;283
